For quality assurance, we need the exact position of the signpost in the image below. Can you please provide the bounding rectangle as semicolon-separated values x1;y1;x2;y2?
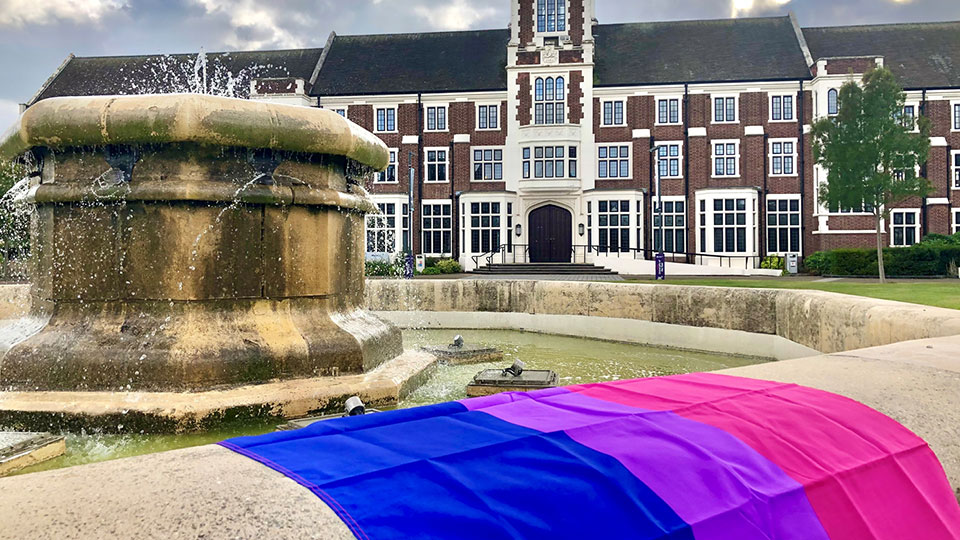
651;144;666;281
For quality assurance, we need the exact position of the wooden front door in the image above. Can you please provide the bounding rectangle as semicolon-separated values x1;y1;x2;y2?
528;205;572;263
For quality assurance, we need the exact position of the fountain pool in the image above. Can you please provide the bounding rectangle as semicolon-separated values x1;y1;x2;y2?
5;328;768;476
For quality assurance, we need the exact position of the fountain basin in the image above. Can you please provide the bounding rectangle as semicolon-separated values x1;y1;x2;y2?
0;94;402;395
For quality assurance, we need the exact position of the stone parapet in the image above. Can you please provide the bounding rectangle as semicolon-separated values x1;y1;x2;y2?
365;279;960;354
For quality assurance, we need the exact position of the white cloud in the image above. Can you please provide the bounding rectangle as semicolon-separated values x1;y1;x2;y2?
414;0;498;31
0;0;127;27
190;0;307;49
730;0;792;17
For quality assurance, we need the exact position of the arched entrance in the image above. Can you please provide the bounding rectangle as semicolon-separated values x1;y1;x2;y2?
528;205;572;263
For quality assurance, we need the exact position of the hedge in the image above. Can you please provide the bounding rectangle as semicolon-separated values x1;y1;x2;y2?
805;245;960;277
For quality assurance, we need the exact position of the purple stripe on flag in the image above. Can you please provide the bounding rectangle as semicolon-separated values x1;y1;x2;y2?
462;389;828;540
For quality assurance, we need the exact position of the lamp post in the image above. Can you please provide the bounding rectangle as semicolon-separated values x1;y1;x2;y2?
406;150;415;279
650;144;666;281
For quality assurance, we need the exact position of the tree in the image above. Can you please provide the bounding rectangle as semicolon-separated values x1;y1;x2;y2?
812;67;931;283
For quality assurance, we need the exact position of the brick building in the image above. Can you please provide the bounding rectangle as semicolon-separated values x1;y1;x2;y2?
26;0;960;273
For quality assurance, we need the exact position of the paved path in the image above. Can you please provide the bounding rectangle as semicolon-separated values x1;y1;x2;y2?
464;274;625;282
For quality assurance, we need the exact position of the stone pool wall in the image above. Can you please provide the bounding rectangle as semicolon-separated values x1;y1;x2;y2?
365;279;960;354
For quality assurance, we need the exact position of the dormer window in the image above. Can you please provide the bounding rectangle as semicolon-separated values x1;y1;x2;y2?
535;76;565;125
537;0;566;33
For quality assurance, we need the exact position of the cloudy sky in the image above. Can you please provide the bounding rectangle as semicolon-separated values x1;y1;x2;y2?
0;0;957;127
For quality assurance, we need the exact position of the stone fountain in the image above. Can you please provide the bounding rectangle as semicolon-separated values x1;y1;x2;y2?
0;94;420;430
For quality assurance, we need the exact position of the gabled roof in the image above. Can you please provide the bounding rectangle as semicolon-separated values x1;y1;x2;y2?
594;16;813;87
31;48;324;105
802;21;960;89
312;29;510;96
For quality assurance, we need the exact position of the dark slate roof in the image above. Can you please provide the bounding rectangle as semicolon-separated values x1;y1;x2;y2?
802;22;960;89
594;16;812;86
312;29;509;96
32;48;323;104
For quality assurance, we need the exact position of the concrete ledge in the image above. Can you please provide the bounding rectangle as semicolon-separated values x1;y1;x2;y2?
366;279;960;354
0;444;354;540
722;335;960;497
0;349;437;433
377;311;818;360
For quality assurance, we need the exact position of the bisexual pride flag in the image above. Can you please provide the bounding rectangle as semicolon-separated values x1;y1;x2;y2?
221;373;960;539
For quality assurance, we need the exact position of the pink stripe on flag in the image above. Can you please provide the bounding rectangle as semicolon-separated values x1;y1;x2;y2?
570;373;960;540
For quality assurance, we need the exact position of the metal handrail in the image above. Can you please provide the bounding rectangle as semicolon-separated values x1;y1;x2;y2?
471;244;531;267
570;244;797;269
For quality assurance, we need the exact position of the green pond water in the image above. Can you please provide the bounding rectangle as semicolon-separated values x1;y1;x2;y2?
9;329;768;476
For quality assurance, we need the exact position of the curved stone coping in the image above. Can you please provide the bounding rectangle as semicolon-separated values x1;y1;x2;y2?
0;444;354;540
722;334;960;497
377;311;819;361
0;349;436;433
0;94;388;170
366;279;960;354
23;180;377;212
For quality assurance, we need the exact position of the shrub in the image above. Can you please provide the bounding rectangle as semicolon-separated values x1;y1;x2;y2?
802;251;830;275
365;259;404;277
921;232;960;246
759;256;785;270
804;245;960;277
419;267;442;276
434;259;463;274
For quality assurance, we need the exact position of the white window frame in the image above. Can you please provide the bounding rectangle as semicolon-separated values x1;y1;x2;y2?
899;102;920;132
597;143;632;180
890;209;921;247
327;107;347;117
375;106;397;133
523;145;578;179
471;146;504;182
827;89;839;117
536;0;567;35
600;99;626;127
424;147;449;183
476;103;500;131
373;149;399;184
953;209;960;234
696;191;758;256
711;140;740;178
421;200;452;257
466;201;505;254
656;97;682;126
951;150;960;191
424;105;448;132
365;199;406;255
765;195;802;255
711;94;739;124
534;75;566;126
769;138;798;177
594;199;632;254
655;142;683;179
769;94;795;122
652;196;687;254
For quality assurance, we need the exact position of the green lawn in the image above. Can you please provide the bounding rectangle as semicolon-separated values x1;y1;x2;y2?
622;278;960;310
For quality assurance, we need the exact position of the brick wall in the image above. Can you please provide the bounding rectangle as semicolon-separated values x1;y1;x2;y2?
824;57;878;75
568;71;583;124
560;50;583;64
518;0;534;45
569;0;585;44
517;52;540;65
517;73;532;126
